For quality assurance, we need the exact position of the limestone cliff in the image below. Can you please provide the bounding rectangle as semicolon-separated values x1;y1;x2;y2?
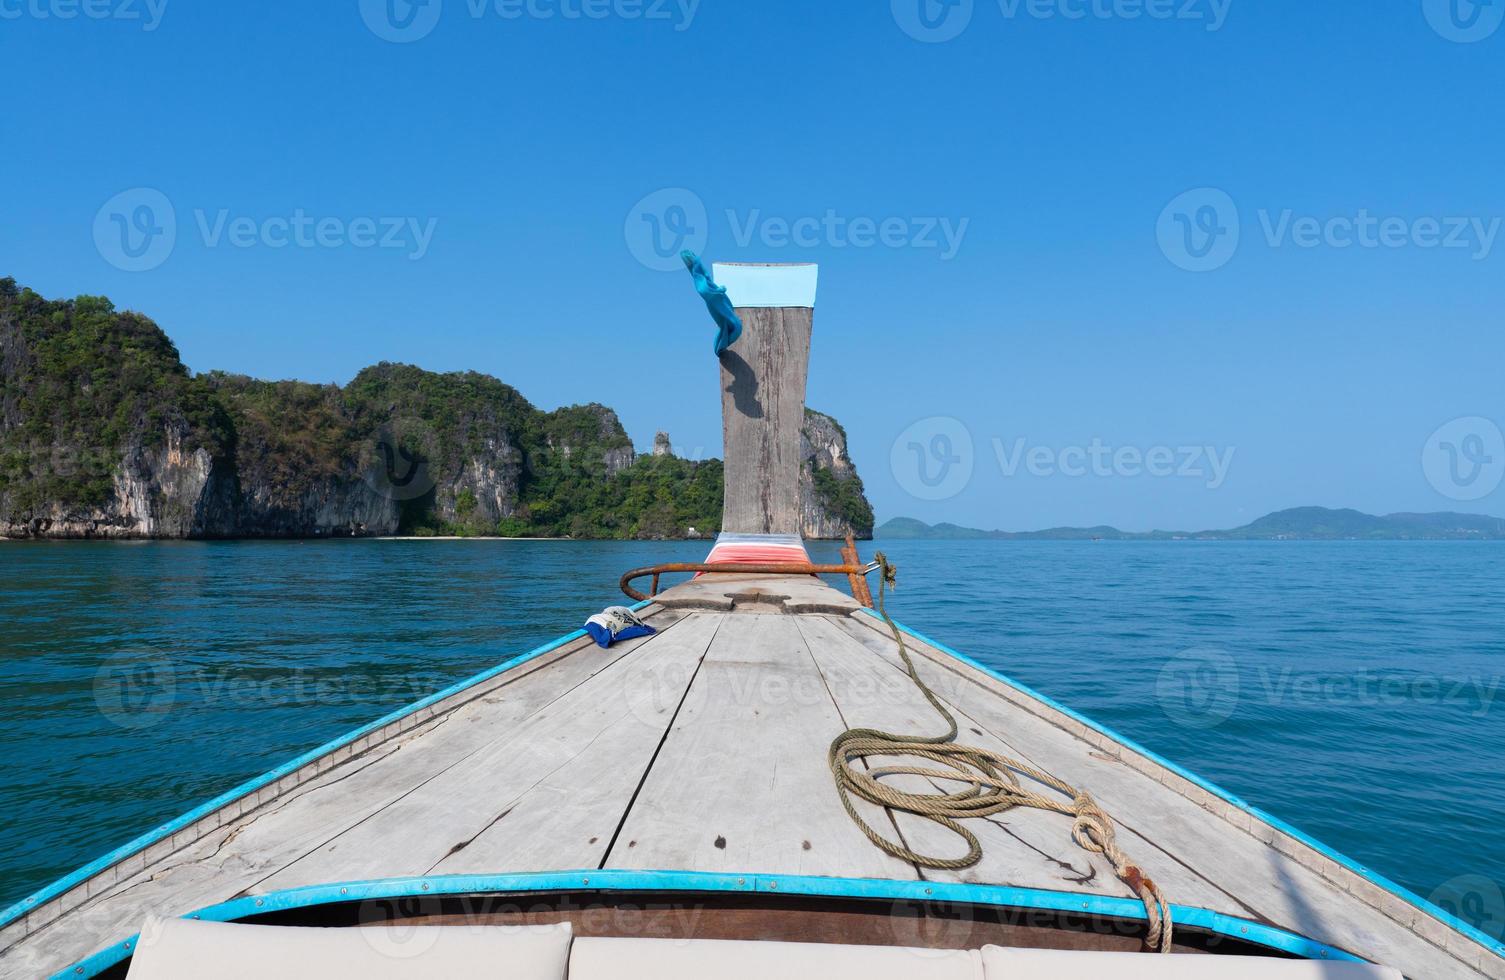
801;409;875;540
0;279;871;541
4;420;235;539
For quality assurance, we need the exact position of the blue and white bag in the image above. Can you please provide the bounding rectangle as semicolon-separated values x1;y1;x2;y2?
584;606;657;648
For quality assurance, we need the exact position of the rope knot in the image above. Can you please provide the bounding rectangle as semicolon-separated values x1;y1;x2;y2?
829;555;1172;954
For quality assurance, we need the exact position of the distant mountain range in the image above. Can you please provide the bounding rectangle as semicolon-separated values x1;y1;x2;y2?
877;507;1505;541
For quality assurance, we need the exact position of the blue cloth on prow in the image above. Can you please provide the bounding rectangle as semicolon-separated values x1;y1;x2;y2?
584;606;657;648
681;250;743;355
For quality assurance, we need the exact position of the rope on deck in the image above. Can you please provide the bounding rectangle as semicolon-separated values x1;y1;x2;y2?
827;554;1174;953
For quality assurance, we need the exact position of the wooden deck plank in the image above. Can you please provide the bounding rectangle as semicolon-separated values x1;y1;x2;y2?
428;613;728;876
603;614;918;880
795;615;1241;916
260;613;725;888
0;612;692;978
839;612;1495;980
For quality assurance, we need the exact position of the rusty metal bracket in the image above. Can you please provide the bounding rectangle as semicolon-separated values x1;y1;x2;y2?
840;532;875;608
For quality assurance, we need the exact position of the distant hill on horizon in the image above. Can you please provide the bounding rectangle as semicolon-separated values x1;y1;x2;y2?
877;507;1505;541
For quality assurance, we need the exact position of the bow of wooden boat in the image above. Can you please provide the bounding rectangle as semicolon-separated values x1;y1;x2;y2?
5;585;1498;978
4;262;1500;979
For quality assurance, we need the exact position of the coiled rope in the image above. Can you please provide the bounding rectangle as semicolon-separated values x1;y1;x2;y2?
827;553;1174;953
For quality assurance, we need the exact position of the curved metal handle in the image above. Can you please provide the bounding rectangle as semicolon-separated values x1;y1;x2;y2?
620;561;878;603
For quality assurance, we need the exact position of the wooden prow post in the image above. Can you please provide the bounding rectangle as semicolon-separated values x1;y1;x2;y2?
713;263;818;536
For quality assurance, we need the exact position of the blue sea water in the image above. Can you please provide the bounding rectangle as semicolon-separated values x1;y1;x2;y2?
1;539;1502;938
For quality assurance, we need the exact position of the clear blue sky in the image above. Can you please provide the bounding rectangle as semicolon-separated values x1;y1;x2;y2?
3;1;1503;531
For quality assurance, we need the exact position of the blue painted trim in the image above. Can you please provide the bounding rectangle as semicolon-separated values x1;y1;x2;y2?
2;603;652;932
51;869;1361;979
862;609;1505;961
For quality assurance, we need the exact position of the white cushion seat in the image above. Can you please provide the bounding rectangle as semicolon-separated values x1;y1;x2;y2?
123;915;572;979
980;945;1404;979
568;936;985;980
119;916;1410;980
